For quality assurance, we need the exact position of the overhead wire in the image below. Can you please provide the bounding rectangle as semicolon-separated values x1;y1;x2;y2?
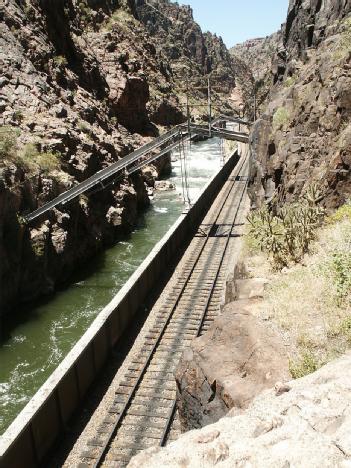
178;130;187;204
180;130;191;205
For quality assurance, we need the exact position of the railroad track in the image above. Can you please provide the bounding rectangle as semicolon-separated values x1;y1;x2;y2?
78;153;249;468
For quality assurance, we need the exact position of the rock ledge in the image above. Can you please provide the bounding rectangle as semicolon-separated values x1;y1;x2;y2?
129;352;351;467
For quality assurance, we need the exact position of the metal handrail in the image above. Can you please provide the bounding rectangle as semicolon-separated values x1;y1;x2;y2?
24;119;249;223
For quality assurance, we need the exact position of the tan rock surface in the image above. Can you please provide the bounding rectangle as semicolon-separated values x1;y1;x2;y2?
175;305;290;431
129;352;351;467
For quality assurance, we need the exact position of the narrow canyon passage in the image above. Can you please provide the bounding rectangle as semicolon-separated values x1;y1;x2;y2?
0;138;225;435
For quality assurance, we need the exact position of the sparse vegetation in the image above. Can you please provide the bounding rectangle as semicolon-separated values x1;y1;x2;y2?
247;184;325;269
284;75;296;87
78;120;94;139
327;199;351;223
22;143;61;173
244;198;351;380
77;0;93;24
0;127;61;174
104;9;138;31
0;126;19;161
13;109;24;123
53;55;68;67
272;106;290;130
289;351;320;379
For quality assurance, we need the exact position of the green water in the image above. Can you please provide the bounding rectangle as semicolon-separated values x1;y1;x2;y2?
0;138;223;434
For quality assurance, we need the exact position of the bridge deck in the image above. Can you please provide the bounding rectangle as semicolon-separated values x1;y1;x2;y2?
24;119;249;223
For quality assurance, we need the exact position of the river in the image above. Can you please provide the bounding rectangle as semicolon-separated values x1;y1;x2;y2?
0;137;225;434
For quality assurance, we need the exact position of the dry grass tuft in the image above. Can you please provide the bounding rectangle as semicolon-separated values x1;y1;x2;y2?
243;202;351;378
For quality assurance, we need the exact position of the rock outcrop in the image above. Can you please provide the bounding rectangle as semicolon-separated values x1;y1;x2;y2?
129;352;351;467
136;0;236;119
0;0;235;318
230;33;281;119
248;1;351;209
175;303;290;431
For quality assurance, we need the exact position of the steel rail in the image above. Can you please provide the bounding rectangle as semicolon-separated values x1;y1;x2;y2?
189;124;249;142
212;114;252;127
159;157;248;446
90;152;248;467
127;138;190;176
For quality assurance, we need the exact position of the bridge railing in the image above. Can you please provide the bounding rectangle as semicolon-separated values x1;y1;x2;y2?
24;118;249;223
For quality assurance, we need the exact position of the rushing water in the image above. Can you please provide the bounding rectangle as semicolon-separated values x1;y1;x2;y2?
0;137;225;434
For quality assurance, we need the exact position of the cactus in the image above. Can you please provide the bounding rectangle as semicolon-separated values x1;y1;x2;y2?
247;185;325;269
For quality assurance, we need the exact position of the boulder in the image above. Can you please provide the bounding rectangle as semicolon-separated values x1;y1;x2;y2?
154;180;176;191
234;278;269;299
175;304;290;431
129;352;351;468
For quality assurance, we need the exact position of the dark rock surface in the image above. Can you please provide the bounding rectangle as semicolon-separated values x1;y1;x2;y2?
175;304;290;431
136;0;236;119
0;0;235;318
248;0;351;209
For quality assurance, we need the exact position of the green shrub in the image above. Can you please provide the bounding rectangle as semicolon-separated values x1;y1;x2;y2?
77;0;93;20
289;351;320;379
328;251;351;306
22;143;60;173
272;107;290;130
0;128;61;174
284;75;296;87
0;126;19;161
339;317;351;344
13;110;24;123
104;9;137;31
78;121;94;139
327;200;351;223
53;55;68;67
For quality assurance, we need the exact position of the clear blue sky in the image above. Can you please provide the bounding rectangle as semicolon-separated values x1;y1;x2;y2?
175;0;289;48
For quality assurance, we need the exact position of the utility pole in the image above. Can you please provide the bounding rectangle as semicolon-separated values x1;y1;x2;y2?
207;77;212;137
186;76;191;137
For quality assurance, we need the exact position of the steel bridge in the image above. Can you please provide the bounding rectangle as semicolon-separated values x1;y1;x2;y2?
24;117;250;223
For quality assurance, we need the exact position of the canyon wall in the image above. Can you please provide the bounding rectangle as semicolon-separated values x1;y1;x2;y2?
136;0;236;119
0;0;235;319
230;33;281;119
248;0;351;209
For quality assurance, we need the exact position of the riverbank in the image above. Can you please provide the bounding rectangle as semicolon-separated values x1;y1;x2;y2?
0;137;224;436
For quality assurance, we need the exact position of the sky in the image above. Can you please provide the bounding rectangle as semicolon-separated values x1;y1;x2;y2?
175;0;289;48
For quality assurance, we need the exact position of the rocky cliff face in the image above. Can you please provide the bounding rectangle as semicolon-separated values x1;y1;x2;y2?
136;0;236;119
230;33;281;119
130;352;351;467
249;0;351;209
0;0;235;319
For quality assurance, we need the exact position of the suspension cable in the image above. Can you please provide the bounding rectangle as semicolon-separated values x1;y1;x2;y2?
178;131;187;204
180;131;191;205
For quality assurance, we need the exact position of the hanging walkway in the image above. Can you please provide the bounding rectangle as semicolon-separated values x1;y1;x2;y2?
24;118;249;223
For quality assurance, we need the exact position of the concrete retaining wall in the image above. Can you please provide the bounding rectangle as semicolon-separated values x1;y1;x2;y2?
0;152;239;468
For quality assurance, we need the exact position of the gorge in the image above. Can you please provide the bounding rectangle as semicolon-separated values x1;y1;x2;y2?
1;0;351;467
